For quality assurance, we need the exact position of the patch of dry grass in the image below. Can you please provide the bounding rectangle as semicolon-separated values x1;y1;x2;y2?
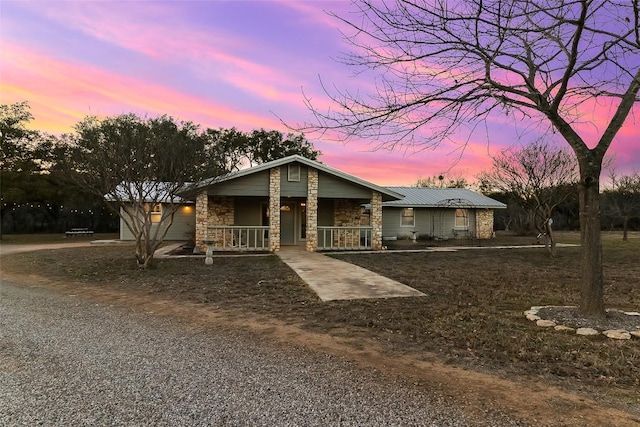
2;231;639;411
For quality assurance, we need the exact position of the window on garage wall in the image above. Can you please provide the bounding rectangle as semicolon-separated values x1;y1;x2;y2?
455;208;468;228
401;208;415;227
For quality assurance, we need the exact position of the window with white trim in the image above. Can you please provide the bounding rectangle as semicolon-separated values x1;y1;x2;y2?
288;164;301;181
401;208;415;227
148;203;162;223
455;208;468;228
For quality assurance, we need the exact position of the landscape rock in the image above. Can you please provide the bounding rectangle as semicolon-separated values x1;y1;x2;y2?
554;325;575;332
576;327;599;336
536;319;556;327
526;313;541;321
603;329;631;340
630;331;640;338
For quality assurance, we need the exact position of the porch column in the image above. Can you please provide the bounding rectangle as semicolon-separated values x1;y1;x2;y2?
371;191;383;250
306;168;318;251
269;167;281;252
476;209;494;239
194;191;209;253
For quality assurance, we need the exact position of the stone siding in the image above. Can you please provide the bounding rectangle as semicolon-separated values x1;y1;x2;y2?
370;191;383;250
334;199;362;226
208;196;235;226
332;199;362;247
269;168;281;252
475;209;494;239
194;191;208;253
199;196;235;250
306;168;318;251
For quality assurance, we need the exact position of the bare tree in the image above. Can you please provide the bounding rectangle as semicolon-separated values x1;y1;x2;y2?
301;0;640;316
415;174;468;188
479;141;578;256
61;114;209;268
603;170;640;240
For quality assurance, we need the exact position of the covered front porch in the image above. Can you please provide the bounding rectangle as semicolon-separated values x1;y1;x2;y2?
191;156;400;254
198;196;378;252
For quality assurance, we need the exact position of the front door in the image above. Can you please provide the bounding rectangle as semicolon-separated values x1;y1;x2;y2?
280;202;296;245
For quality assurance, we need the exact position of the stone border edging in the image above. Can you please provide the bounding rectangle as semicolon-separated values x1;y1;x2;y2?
524;305;640;340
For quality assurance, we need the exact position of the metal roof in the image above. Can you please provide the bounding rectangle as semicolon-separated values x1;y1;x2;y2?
193;155;404;201
382;187;506;209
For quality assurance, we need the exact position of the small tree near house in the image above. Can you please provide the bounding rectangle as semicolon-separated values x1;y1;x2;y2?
478;140;578;257
603;170;640;241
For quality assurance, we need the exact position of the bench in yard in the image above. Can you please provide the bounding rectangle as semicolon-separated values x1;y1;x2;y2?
65;228;94;237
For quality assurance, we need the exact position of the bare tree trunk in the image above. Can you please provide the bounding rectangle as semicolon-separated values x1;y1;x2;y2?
578;168;605;316
622;216;629;241
544;219;556;257
135;239;155;269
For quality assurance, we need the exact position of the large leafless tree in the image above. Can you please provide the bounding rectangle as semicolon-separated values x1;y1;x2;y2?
302;0;640;316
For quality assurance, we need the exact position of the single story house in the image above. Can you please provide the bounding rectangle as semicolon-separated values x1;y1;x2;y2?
115;156;506;251
188;155;402;252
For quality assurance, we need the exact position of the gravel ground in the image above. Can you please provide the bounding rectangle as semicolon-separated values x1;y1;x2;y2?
0;281;526;426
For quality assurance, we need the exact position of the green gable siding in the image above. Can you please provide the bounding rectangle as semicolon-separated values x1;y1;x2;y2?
318;172;372;199
280;164;309;197
208;170;269;196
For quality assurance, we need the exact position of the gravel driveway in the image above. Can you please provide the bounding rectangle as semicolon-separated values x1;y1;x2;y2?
0;281;524;426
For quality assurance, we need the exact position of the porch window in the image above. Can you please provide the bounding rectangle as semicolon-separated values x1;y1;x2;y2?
401;208;415;227
288;164;301;182
455;208;468;228
148;203;162;223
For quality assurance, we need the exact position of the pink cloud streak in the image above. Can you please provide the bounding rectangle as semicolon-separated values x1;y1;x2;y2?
0;44;284;134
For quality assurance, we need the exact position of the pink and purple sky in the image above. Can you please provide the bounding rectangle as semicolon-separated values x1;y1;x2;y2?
1;1;638;186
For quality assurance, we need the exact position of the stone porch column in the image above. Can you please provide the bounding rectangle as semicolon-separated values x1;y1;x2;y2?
269;167;281;252
371;191;383;250
475;209;495;239
194;191;208;253
306;168;318;251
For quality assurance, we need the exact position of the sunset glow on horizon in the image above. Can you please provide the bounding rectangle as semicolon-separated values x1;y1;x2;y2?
1;1;638;186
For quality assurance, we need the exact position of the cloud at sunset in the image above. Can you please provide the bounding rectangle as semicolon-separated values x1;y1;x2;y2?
1;0;638;186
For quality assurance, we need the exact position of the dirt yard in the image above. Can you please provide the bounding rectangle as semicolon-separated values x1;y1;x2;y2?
1;231;639;426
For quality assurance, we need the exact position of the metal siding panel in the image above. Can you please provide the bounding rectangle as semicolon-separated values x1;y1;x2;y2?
382;207;402;238
163;205;196;240
120;204;196;241
119;208;133;240
318;173;372;199
414;208;432;238
443;210;456;237
469;209;477;235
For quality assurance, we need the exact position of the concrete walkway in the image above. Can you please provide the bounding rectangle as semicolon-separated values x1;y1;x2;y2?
277;247;425;302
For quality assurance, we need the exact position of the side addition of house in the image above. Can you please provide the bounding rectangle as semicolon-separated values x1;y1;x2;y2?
380;187;507;241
